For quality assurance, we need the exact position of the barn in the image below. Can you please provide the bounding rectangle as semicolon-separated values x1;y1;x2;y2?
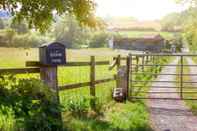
111;34;166;53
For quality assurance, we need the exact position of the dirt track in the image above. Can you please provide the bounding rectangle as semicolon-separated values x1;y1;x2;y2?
148;58;197;131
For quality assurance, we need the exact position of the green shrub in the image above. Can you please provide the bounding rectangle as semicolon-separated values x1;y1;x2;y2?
0;75;62;131
89;32;109;48
67;96;89;116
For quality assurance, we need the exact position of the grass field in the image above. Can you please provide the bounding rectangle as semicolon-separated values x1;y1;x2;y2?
0;47;154;131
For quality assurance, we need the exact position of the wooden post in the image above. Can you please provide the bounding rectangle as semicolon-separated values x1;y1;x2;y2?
90;56;96;109
126;55;131;98
136;56;139;72
142;56;145;72
117;66;127;100
180;55;183;99
130;54;133;100
146;55;149;63
117;55;121;71
40;66;63;130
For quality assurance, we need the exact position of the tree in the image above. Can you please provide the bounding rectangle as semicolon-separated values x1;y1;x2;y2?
54;15;92;48
0;18;4;29
0;0;98;32
161;13;182;31
10;20;28;34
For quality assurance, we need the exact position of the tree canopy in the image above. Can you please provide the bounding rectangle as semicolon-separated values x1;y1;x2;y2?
0;0;98;32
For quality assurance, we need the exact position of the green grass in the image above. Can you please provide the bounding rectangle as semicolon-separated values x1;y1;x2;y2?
117;31;174;40
0;47;153;131
62;101;152;131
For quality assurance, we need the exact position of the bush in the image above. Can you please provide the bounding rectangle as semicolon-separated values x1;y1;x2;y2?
89;32;109;48
67;96;89;116
0;75;62;131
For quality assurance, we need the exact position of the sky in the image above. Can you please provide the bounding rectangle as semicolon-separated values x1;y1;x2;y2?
95;0;188;20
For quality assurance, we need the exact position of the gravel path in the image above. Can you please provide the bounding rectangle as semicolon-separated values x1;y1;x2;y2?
148;58;197;131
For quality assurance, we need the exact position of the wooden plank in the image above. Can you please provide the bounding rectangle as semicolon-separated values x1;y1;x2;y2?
109;60;117;70
131;72;197;76
116;55;121;70
131;64;197;67
90;56;96;109
127;53;197;57
59;82;90;91
180;56;183;99
133;91;197;94
130;54;133;100
126;56;131;98
130;97;197;100
59;78;115;91
0;68;40;74
26;61;109;67
94;78;115;84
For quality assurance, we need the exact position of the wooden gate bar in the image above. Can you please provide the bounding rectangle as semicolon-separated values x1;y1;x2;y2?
180;55;184;99
131;72;197;76
130;54;133;100
126;55;131;98
133;91;197;94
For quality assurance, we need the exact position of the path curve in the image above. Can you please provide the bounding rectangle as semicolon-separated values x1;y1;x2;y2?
148;58;197;131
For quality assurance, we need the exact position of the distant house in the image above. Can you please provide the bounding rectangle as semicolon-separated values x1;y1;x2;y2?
110;34;165;53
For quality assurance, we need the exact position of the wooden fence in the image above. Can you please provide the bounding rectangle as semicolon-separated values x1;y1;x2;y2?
0;54;156;128
0;55;152;90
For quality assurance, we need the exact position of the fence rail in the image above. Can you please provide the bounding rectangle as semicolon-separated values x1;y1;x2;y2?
0;68;40;74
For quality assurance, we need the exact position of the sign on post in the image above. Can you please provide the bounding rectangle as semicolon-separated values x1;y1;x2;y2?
39;42;66;66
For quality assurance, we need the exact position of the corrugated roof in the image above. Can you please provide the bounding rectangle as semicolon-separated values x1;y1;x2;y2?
114;34;164;44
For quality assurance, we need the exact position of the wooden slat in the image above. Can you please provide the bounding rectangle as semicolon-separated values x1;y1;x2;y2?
0;68;40;74
26;61;109;67
109;60;117;70
59;78;115;91
133;91;197;94
130;97;197;100
129;53;197;57
59;82;90;91
94;78;115;84
131;64;197;67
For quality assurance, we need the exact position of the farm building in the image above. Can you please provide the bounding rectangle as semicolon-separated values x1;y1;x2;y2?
110;34;166;53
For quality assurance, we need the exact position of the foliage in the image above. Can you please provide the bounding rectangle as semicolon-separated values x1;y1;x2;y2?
54;15;92;48
0;18;5;29
67;96;89;116
173;0;197;51
160;12;184;32
10;20;28;34
54;15;108;48
0;75;62;131
88;32;109;48
0;0;99;32
0;29;51;47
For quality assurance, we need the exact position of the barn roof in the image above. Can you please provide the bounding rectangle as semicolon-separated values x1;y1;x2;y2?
114;34;164;44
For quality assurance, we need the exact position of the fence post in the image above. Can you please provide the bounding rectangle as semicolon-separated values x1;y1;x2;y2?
136;56;139;72
90;56;96;109
142;56;145;72
40;66;63;129
130;54;133;100
180;55;183;99
126;55;131;98
117;55;121;70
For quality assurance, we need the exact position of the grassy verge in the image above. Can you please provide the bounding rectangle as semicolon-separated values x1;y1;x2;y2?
176;59;197;115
